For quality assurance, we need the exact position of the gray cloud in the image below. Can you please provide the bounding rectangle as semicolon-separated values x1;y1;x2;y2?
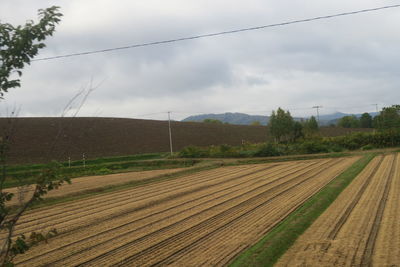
1;0;399;119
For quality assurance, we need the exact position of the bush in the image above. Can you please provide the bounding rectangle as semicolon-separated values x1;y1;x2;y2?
361;144;375;151
97;167;112;175
178;146;209;158
299;140;329;154
254;143;283;157
329;144;344;153
209;144;236;157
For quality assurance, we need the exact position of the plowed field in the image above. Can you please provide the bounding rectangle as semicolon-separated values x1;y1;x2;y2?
277;153;399;266
6;168;185;206
7;157;358;266
0;117;371;164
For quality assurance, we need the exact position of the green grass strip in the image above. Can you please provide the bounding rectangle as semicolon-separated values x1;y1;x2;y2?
5;152;168;172
229;153;376;267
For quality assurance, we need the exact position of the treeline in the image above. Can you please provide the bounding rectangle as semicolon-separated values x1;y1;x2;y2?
269;105;400;142
178;105;400;158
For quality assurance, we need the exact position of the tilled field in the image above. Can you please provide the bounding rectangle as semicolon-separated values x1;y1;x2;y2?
6;168;185;206
277;153;400;266
8;157;358;266
0;117;371;164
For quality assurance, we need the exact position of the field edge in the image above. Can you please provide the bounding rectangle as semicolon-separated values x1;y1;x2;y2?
229;153;376;267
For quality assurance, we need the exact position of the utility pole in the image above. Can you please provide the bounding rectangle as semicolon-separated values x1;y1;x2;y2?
312;106;323;125
373;103;379;130
373;103;379;113
167;111;173;156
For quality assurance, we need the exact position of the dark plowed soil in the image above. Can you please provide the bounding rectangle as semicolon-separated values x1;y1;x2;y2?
0;117;371;164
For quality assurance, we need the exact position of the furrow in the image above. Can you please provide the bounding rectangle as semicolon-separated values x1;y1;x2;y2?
83;159;342;266
152;158;355;266
359;154;397;266
39;160;330;266
15;161;305;265
326;155;384;240
8;164;271;238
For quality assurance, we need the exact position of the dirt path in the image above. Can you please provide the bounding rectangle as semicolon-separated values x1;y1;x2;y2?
276;153;399;266
10;157;358;266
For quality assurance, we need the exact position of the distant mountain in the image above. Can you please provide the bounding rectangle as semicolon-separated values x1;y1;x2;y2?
182;111;379;126
182;113;269;125
319;112;379;126
318;112;349;122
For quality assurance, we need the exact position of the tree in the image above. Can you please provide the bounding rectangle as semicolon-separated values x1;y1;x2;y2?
359;113;373;128
292;121;304;141
337;115;360;128
0;6;62;97
0;6;65;265
374;105;400;131
250;121;261;126
268;108;294;142
303;116;319;137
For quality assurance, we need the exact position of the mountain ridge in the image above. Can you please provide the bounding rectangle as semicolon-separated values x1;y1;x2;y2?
182;111;378;126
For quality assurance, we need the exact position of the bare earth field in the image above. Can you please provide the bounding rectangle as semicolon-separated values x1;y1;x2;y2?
0;117;371;164
6;157;357;266
277;153;399;266
6;168;185;206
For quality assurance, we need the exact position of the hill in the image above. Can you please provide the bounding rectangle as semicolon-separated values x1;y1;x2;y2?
183;112;379;126
182;113;270;125
0;117;267;164
0;117;372;164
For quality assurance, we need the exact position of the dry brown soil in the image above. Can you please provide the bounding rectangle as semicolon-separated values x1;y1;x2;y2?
6;168;185;206
6;157;357;266
277;153;399;266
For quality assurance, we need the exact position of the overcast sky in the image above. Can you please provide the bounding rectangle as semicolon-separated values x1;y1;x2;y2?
1;0;399;120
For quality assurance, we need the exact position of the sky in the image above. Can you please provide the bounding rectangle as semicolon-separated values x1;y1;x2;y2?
1;0;399;121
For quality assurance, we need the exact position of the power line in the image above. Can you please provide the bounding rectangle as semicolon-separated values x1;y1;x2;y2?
32;4;400;62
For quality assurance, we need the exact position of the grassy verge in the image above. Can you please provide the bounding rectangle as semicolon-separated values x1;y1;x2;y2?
19;162;222;211
229;153;376;267
6;152;168;171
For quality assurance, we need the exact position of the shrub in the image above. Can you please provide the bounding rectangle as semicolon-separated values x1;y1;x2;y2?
329;144;345;153
178;146;209;158
361;144;375;151
254;143;283;157
97;167;112;175
299;140;329;154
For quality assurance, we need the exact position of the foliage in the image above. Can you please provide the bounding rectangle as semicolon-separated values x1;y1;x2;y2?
0;6;63;265
250;121;261;126
253;143;283;157
292;121;304;142
178;146;209;158
374;105;400;131
178;130;400;159
299;140;329;154
0;6;62;97
303;116;319;137
0;158;70;265
361;144;375;151
337;115;360;128
359;113;373;128
268;108;294;142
